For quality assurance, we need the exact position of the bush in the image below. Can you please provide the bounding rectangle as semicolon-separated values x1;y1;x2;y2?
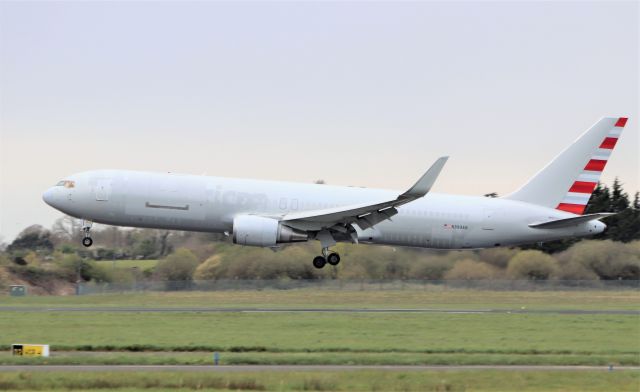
477;248;518;269
192;243;327;281
58;243;76;254
507;250;558;280
193;255;223;280
555;240;640;280
55;254;111;282
7;225;54;253
95;248;117;260
407;257;455;280
554;261;599;281
223;245;321;280
338;246;410;280
0;254;11;267
0;267;9;290
154;248;200;282
134;239;157;259
444;259;501;280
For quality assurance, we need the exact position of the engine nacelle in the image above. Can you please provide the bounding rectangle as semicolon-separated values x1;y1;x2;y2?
232;215;308;247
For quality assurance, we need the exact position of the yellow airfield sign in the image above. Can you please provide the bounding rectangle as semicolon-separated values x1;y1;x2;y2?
11;344;50;357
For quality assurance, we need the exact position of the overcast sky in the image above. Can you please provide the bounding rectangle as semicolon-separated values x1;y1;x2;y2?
0;1;638;242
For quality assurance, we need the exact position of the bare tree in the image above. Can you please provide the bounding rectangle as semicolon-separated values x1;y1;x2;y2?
100;226;127;249
51;216;83;243
157;230;172;257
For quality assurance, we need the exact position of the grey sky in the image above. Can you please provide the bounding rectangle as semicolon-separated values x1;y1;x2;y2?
1;1;638;242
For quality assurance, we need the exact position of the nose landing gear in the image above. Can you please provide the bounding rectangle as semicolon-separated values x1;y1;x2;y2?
81;220;93;247
312;247;341;269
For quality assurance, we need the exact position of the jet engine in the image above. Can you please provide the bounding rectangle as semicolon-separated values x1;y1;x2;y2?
232;215;308;247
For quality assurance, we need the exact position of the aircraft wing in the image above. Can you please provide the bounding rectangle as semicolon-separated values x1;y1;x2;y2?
280;157;448;232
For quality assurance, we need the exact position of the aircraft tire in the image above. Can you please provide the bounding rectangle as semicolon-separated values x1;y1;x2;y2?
327;252;340;266
82;237;93;247
312;256;326;269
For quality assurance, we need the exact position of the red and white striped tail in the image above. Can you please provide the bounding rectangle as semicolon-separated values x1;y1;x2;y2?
556;117;627;215
505;117;628;213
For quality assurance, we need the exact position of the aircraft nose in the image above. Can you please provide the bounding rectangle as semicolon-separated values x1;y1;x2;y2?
42;187;57;207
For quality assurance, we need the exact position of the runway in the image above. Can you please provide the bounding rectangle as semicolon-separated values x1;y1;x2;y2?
0;306;637;315
0;365;638;372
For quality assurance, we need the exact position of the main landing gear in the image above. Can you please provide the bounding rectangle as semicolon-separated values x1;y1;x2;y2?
81;220;93;247
312;247;341;269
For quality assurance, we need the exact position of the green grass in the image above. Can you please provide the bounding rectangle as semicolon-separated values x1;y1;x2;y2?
94;259;158;271
1;311;638;365
0;351;638;367
0;370;638;391
1;290;638;368
3;289;639;310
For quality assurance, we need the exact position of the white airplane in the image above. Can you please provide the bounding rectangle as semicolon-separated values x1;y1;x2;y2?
43;117;627;268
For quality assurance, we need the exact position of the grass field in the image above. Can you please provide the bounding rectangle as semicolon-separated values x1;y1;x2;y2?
1;289;638;367
3;288;639;310
1;312;638;357
0;370;638;391
94;259;158;271
1;289;638;390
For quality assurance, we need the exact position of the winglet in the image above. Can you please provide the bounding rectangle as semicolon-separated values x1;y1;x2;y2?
400;156;449;199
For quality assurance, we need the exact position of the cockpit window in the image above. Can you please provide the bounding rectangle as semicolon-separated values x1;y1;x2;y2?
55;180;75;188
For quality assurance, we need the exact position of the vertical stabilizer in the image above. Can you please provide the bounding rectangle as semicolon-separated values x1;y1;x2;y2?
504;117;627;214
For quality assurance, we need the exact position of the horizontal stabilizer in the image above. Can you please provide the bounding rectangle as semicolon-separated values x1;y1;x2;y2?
529;213;615;229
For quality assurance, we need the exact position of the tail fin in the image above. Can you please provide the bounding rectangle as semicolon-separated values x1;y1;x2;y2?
504;117;627;214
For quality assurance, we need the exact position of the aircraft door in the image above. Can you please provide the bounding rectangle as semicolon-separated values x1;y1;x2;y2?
481;208;496;231
95;179;112;201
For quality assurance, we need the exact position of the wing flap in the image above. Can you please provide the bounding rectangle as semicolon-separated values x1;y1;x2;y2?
357;207;398;230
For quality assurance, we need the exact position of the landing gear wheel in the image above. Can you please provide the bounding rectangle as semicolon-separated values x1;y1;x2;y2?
327;252;340;266
312;256;327;269
81;219;93;247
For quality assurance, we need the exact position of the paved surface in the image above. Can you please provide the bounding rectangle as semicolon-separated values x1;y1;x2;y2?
0;365;638;372
0;306;637;315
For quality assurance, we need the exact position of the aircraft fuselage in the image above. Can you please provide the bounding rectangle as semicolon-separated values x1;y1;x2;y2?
42;169;604;250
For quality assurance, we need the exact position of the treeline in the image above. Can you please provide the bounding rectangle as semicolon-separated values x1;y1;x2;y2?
2;238;638;292
0;180;638;292
191;239;639;281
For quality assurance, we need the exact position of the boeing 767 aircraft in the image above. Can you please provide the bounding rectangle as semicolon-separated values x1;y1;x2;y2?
43;117;627;268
